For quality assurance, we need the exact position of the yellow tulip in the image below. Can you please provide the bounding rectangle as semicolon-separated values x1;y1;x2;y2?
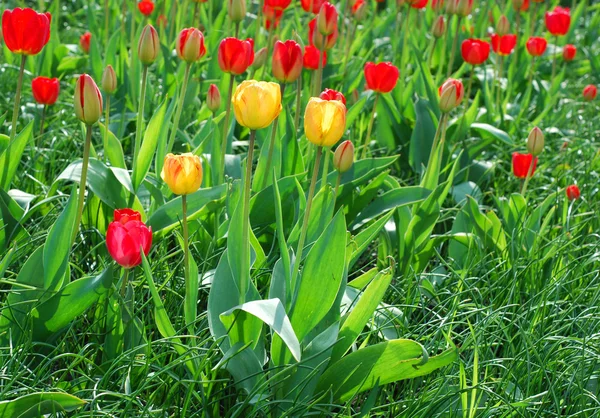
304;97;346;147
232;80;282;130
161;153;203;195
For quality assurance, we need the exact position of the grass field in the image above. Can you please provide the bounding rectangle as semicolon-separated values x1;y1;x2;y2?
1;0;600;416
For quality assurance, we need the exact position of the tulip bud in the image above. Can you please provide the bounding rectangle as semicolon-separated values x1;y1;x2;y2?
456;0;473;17
251;47;268;70
432;15;446;38
563;44;576;61
177;28;207;63
138;24;160;65
228;0;246;23
566;184;580;201
74;74;103;125
161;153;203;195
317;2;338;36
101;65;117;94
527;127;544;156
583;84;597;101
333;140;354;173
352;0;367;22
445;0;458;15
438;78;464;113
496;15;510;36
207;84;221;114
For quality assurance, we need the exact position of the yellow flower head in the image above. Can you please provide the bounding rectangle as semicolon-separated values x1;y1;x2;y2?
161;153;203;195
232;80;282;130
304;97;346;147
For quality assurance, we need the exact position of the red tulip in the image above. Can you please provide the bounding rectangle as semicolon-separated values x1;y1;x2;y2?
565;185;580;201
138;0;155;16
455;0;473;16
545;7;570;36
264;4;283;30
563;44;576;61
526;37;547;57
408;0;428;8
32;76;59;106
80;31;91;54
583;85;597;102
301;0;325;14
317;2;338;35
438;78;464;113
265;0;292;9
491;34;517;56
352;0;367;21
320;88;346;105
512;152;537;178
1;8;51;56
364;62;400;93
432;16;446;38
308;18;338;50
207;84;221;113
272;40;303;83
218;37;254;75
461;39;491;65
106;209;152;269
303;45;326;70
512;0;529;11
177;28;206;63
431;0;444;12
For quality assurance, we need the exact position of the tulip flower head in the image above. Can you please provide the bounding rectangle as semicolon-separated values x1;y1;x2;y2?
491;34;517;56
101;65;117;94
304;97;347;147
138;24;160;65
218;37;255;75
563;44;576;61
301;0;325;13
74;74;103;125
207;84;221;113
320;88;346;105
496;15;510;36
161;153;204;195
80;31;91;54
364;62;400;93
431;0;444;11
228;0;246;23
526;127;544;156
2;8;51;55
545;7;570;36
272;40;303;83
317;2;338;36
138;0;155;16
526;37;547;57
566;185;580;201
455;0;473;16
265;0;292;9
177;28;207;63
264;4;283;30
512;0;529;11
512;152;537;178
408;0;429;9
352;0;368;21
432;15;446;38
106;209;152;269
304;45;327;70
461;39;491;65
583;85;597;102
232;81;282;130
333;140;354;173
309;18;338;50
438;78;464;113
32;77;60;106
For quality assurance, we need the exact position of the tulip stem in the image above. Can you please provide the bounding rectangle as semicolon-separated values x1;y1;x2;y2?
1;55;26;190
120;268;130;297
71;124;93;246
240;130;257;303
314;42;326;97
528;56;536;85
219;74;236;185
182;194;194;334
529;2;538;37
254;0;264;43
294;76;302;132
104;0;110;47
320;148;330;190
332;173;341;211
521;158;536;196
496;56;504;120
133;65;148;176
551;36;558;82
39;105;47;138
104;95;111;163
360;93;379;160
447;16;461;77
290;146;322;294
167;63;192;155
425;113;448;174
261;83;286;191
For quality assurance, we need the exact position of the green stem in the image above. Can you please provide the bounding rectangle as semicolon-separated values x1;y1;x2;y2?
320;148;330;190
529;1;538;37
528;56;536;85
120;268;130;297
313;41;326;97
71;124;93;246
167;63;192;154
240;131;257;303
262;83;286;190
182;194;194;334
290;146;322;292
104;0;110;47
551;35;558;82
2;55;26;189
520;157;536;196
360;93;380;160
219;74;236;185
447;16;461;77
331;172;341;210
425;113;448;171
496;56;504;119
133;65;149;171
254;0;265;43
294;76;302;132
39;105;47;138
104;95;111;163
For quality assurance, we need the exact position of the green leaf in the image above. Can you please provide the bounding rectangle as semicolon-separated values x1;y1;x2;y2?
409;99;438;175
132;99;168;191
347;211;394;269
317;339;457;402
32;268;113;340
98;122;127;169
0;188;26;251
0;392;86;418
220;299;301;362
471;123;513;146
0;122;33;190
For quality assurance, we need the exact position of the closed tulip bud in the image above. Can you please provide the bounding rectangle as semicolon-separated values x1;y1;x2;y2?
161;153;203;195
304;97;346;147
207;84;221;113
583;84;597;101
445;0;458;14
317;2;338;36
138;24;159;65
496;15;510;36
566;184;580;201
177;28;207;63
527;127;544;156
456;0;473;16
309;18;338;51
31;76;60;106
101;65;117;94
233;80;282;130
352;0;367;22
432;15;446;38
251;47;268;69
228;0;246;23
333;140;354;173
74;74;103;125
80;31;91;54
438;78;464;113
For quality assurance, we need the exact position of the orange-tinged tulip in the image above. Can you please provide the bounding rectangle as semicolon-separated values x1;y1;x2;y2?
232;80;282;130
177;28;207;63
161;153;203;195
304;97;346;147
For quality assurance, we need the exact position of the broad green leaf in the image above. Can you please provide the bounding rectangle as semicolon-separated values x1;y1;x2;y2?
347;211;394;269
0;188;26;251
471;123;513;146
98;122;126;169
132;99;168;191
0;122;33;190
0;392;86;418
409;99;438;175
